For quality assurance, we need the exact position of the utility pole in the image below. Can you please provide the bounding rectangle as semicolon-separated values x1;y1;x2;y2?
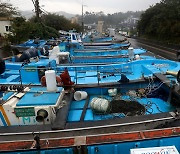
81;3;84;34
81;3;87;35
32;0;41;22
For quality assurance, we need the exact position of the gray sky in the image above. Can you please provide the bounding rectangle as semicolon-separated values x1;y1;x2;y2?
7;0;161;14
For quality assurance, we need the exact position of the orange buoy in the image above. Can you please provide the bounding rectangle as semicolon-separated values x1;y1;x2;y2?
40;76;46;86
60;69;74;86
56;76;62;86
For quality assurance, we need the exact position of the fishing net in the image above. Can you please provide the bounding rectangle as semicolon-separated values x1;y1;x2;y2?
90;95;145;116
109;99;145;116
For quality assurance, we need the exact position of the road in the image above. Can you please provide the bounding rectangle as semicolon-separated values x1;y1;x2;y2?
127;38;177;61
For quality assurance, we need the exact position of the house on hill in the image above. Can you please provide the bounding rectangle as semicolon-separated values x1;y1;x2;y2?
0;17;12;37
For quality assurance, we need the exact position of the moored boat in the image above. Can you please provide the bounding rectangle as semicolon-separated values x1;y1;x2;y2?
1;32;180;153
0;68;180;152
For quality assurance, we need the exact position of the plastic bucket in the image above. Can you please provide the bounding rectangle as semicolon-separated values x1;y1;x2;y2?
45;70;57;92
128;47;134;60
74;91;88;101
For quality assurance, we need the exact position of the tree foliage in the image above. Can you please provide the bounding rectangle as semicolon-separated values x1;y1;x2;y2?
80;11;143;27
0;2;19;17
2;1;81;44
39;13;81;32
8;13;82;44
137;0;180;44
7;17;59;44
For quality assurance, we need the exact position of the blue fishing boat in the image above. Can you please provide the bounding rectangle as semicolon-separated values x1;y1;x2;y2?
59;32;130;50
0;66;180;152
1;57;179;85
8;40;147;67
82;34;114;43
68;48;147;64
1;32;180;153
10;33;132;65
82;41;130;49
11;39;47;53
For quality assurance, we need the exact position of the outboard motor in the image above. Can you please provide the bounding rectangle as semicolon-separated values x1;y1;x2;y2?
0;58;5;74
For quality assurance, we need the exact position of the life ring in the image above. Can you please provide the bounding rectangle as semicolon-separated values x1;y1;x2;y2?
40;76;62;87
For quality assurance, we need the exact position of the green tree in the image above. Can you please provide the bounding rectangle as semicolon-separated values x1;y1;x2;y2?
82;11;143;27
7;17;59;44
137;0;180;44
38;13;81;32
0;2;19;17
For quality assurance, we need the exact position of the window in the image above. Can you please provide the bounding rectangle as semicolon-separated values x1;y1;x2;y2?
72;34;77;40
5;26;11;32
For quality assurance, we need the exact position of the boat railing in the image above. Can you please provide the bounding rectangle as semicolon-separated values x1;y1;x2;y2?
66;65;133;85
18;64;134;85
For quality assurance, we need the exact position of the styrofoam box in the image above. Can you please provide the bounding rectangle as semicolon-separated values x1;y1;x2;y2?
130;146;179;154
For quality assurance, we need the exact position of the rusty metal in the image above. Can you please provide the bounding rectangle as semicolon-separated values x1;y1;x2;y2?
0;138;75;151
1;127;180;152
86;132;141;145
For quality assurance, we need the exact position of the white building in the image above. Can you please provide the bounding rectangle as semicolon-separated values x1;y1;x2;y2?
107;28;115;36
0;18;12;37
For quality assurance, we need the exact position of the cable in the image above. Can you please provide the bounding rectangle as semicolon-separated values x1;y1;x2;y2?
146;81;169;96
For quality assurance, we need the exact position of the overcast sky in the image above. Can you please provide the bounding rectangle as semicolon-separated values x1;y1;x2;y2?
8;0;161;15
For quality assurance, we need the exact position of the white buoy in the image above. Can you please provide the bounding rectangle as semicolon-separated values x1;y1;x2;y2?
45;70;57;92
90;97;110;113
108;88;117;96
135;54;140;60
74;91;88;101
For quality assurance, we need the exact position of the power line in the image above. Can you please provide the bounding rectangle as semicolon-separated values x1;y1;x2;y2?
40;7;49;15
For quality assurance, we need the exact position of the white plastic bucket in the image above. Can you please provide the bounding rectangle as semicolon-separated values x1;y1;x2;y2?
45;70;57;92
90;97;110;113
74;91;88;101
128;47;134;60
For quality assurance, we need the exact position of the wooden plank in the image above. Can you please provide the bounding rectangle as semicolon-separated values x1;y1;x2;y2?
80;95;90;122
